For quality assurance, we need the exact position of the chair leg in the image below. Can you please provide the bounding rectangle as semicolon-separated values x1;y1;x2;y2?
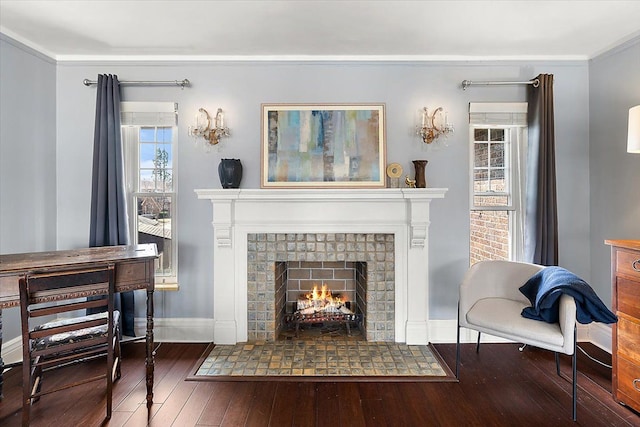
555;352;561;377
30;363;42;404
572;324;577;422
115;327;122;380
455;316;461;379
476;332;481;353
22;364;30;427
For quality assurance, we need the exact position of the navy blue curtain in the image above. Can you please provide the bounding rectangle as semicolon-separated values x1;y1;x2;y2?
524;74;558;266
89;74;135;336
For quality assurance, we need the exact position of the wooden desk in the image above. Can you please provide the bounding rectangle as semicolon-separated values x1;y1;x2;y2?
0;244;158;408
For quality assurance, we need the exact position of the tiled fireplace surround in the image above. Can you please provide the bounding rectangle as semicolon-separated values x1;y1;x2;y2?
195;188;447;345
248;233;395;341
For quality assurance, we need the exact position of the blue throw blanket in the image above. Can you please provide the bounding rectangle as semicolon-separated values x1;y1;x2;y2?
519;266;617;324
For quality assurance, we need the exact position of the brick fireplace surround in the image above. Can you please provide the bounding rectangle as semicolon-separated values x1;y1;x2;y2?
195;188;447;345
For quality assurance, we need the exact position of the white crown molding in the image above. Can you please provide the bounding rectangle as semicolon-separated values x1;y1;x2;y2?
590;32;640;63
0;30;56;64
54;54;590;63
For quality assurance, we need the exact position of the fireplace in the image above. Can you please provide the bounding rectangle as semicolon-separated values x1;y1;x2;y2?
195;188;447;345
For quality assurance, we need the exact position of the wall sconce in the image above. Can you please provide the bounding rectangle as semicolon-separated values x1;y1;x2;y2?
189;107;230;146
416;107;454;144
628;105;640;153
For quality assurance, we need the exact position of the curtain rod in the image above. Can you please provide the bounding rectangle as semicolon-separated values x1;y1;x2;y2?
461;79;539;90
83;78;190;89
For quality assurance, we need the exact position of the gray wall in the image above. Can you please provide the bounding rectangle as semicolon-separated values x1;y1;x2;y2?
54;60;592;321
0;35;57;341
589;39;640;304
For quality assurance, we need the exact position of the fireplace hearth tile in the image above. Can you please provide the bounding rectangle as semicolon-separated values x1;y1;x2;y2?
193;338;450;379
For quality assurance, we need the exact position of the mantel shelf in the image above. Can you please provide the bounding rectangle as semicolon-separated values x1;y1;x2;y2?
195;188;448;201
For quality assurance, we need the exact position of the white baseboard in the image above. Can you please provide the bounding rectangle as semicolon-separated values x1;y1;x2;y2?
577;322;612;353
133;317;214;343
1;335;22;365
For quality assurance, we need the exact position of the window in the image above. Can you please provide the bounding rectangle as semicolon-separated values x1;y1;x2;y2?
121;102;179;289
469;103;527;265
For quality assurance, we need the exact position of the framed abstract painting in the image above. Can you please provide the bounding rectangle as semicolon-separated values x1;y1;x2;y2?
261;103;386;188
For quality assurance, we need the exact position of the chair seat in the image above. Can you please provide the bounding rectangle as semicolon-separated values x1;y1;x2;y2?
466;298;564;348
33;311;120;351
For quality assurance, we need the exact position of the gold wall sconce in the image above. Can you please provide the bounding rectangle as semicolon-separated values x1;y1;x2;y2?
416;107;454;144
189;107;230;146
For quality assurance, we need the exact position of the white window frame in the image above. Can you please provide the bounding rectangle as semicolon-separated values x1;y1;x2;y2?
121;102;179;290
469;102;527;261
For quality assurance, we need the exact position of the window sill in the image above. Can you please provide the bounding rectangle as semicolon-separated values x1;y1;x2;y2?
155;276;180;291
155;281;179;291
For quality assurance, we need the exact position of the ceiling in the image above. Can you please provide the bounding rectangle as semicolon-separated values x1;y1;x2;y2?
1;1;640;61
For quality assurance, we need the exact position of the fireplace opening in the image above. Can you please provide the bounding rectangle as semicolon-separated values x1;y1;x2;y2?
247;233;395;342
278;261;367;340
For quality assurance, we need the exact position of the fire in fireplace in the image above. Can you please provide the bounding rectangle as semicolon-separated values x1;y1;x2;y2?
286;284;361;337
298;284;351;315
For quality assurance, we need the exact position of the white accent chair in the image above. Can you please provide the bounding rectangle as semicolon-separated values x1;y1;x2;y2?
456;260;578;421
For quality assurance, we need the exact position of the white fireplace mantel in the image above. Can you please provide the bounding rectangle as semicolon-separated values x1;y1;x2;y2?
195;188;447;345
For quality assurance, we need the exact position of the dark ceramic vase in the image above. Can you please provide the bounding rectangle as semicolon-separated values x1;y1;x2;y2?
412;160;428;188
218;159;243;189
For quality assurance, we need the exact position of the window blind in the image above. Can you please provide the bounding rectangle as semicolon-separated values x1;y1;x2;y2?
469;102;527;126
120;102;177;126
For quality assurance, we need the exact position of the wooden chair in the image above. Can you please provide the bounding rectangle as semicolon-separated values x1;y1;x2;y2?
19;264;121;426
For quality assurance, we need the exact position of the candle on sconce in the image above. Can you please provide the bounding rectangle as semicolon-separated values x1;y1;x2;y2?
216;108;224;129
196;110;204;129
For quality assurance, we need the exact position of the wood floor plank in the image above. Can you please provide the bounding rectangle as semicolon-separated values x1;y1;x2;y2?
337;382;366;427
148;378;198;426
291;382;316;427
122;400;161;427
219;382;256;427
267;382;297;427
245;382;278;427
315;383;340;427
147;343;202;404
197;382;237;426
115;343;185;412
171;382;217;427
356;383;387;425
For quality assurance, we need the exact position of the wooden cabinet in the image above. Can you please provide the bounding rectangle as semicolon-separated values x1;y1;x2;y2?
606;239;640;412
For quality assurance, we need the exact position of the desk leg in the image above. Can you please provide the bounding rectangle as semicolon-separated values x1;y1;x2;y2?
146;286;154;409
0;308;3;400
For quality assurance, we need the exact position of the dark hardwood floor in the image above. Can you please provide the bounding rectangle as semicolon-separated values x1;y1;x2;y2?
1;341;638;426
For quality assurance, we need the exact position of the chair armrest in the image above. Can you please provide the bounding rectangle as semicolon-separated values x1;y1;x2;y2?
459;260;544;322
558;293;577;355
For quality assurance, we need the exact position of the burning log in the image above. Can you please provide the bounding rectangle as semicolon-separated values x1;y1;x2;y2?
296;284;354;315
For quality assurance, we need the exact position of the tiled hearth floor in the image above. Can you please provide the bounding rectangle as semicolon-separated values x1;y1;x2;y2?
194;328;448;378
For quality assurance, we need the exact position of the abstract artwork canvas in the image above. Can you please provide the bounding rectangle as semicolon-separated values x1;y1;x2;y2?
261;104;386;188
